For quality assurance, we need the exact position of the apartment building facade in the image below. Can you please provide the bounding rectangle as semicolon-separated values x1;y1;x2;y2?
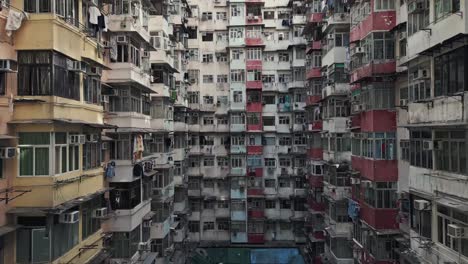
182;0;310;246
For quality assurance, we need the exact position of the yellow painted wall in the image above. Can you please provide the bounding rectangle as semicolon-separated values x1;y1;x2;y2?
11;124;105;208
13;96;104;124
53;230;105;264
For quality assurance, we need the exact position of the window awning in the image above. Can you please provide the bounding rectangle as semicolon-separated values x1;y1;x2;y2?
399;122;467;128
8;119;117;129
0;135;17;140
419;33;468;57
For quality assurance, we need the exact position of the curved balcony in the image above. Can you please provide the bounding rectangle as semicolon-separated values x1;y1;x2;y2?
350;61;396;83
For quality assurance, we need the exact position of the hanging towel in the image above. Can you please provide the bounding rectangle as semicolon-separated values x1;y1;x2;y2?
88;5;101;25
103;15;109;32
97;14;106;30
5;10;27;36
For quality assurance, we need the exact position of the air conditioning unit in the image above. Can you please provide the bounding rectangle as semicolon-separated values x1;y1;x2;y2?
92;207;108;218
400;99;408;106
361;180;372;188
68;135;86;145
101;95;109;103
422;140;433;150
142;51;150;58
399;31;407;41
408;0;425;14
413;199;430;211
116;35;128;43
0;147;17;159
138;242;149;251
414;69;429;80
59;211;80;224
327;34;334;39
0;59;18;72
447;224;467;239
350;177;360;185
89;66;102;76
355;47;365;54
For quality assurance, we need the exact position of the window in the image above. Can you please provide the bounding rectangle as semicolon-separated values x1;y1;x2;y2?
188;91;199;104
231;156;244;168
410;196;431;238
231;49;244;60
262;95;275;104
217;220;229;230
262;116;275;126
434;131;467;175
201;12;212;20
248;222;264;233
264;158;276;167
247;48;262;60
201;32;213;41
203;157;215;167
216;32;228;42
263;11;274;19
434;46;467;97
246;27;262;39
231;135;245;146
265;179;276;188
263;52;275;62
189;221;200;232
230;70;245;82
216;52;228;62
203;96;214;105
408;0;429;35
434;0;460;21
203;200;215;209
18;51;80;100
231;4;242;17
279;157;291;167
247;70;261;81
83;138;101;171
229;28;244;39
233;91;243;103
437;204;468;257
231;113;245;124
217;157;229;167
202;75;214;83
188;70;199;84
352;132;395;160
279;136;291;146
202;54;214;63
279;178;290;188
279;52;290;62
0;73;6;95
187;49;199;61
363;182;397;209
374;0;395;10
247;113;261;125
24;0;51;13
18;133;51;176
400;140;410;162
109;87;150;115
262;75;275;83
216;12;227;20
83;75;101;105
217;75;228;83
280;200;291;209
82;197;103;240
279;116;290;125
410;130;433;169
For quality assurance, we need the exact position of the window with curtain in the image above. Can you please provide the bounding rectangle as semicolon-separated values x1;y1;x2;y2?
83;75;101;105
19;133;50;176
18;51;80;100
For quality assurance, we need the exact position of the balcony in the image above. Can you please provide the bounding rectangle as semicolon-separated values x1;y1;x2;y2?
246;81;262;90
247;146;263;155
107;15;150;44
308;148;323;160
407;95;467;125
173;224;187;243
308;175;324;188
350;61;396;83
306;95;322;106
247;102;262;112
322;82;349;98
230;167;247;176
322;183;351;202
150;217;171;239
308;120;323;131
231;232;248;243
107;63;152;89
293;14;306;24
246;15;263;25
248;233;265;244
245;36;264;46
15;14;104;65
288;80;305;90
324;13;350;30
307;199;326;213
230;123;246;132
231;145;247;154
306;68;321;79
231;209;247;221
351;156;398;182
358;202;399;231
350;11;396;43
174;121;187;132
322;117;349;134
151;118;173;132
107;200;151;232
309;13;324;23
247;188;264;197
278;187;294;198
